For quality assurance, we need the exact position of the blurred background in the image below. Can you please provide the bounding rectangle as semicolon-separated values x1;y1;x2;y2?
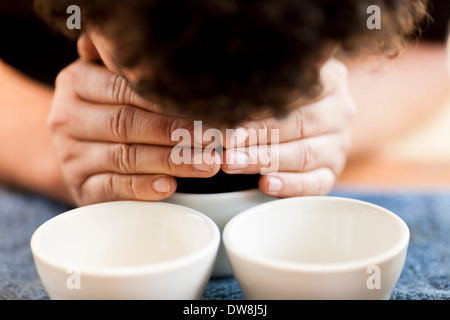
338;33;450;190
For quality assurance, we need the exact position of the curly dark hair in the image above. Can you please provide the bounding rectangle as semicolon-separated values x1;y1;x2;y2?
34;0;428;126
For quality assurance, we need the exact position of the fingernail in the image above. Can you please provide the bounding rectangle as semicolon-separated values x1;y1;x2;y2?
226;151;249;170
193;161;214;172
268;176;283;192
152;176;171;193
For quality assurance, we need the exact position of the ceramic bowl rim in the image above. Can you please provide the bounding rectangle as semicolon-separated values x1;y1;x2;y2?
30;201;221;277
223;196;410;273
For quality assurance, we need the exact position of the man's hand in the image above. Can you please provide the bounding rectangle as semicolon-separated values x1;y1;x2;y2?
48;60;221;206
222;58;356;197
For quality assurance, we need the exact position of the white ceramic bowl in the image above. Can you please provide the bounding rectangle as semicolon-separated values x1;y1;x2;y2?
31;201;220;300
163;189;275;276
223;196;410;300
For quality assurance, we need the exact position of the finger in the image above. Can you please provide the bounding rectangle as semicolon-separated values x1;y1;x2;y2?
222;133;349;175
223;95;355;148
258;169;336;198
50;96;221;148
61;60;172;115
62;141;221;179
75;173;177;205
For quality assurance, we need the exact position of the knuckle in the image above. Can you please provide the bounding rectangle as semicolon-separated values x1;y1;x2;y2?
166;117;187;146
296;140;313;172
251;118;275;146
161;147;177;175
261;118;275;135
113;144;137;173
69;180;87;206
294;108;308;138
58;140;78;165
109;74;132;105
168;117;183;137
256;144;272;169
166;117;178;140
54;66;75;88
315;174;326;196
109;106;135;142
294;176;307;196
101;174;140;201
50;70;78;133
127;175;139;200
103;174;116;201
46;109;67;132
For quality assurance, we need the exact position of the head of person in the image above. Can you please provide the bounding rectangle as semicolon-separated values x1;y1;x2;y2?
35;0;428;127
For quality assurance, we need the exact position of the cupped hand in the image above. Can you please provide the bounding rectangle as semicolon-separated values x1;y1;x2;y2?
221;58;356;197
48;60;221;206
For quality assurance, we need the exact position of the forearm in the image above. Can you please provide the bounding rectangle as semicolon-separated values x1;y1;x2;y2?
0;60;70;202
345;41;450;159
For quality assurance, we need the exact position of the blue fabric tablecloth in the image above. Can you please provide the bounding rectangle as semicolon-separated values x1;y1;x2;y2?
0;185;449;300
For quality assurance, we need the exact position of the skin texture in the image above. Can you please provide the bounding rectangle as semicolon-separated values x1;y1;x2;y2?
43;32;354;205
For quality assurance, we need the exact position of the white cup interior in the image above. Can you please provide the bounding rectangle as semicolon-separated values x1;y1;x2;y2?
224;197;409;266
31;201;219;270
